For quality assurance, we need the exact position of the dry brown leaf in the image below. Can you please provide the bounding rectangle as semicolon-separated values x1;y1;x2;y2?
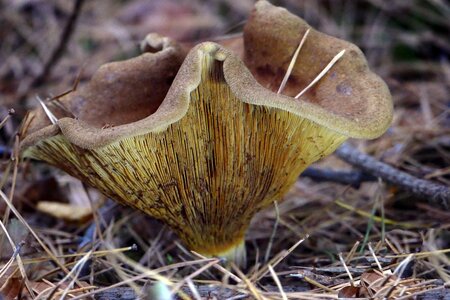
36;201;93;222
338;285;360;298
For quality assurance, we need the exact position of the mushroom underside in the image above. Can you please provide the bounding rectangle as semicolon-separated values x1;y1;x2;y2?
25;53;347;256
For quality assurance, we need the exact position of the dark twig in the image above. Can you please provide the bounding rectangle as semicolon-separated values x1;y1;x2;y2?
18;0;85;105
335;143;450;208
0;109;15;131
301;167;375;188
32;0;85;87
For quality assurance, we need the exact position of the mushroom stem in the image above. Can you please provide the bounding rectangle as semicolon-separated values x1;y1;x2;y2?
215;239;247;268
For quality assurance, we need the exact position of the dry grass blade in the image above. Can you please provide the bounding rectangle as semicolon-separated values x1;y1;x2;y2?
344;241;360;263
295;49;345;99
264;201;280;263
0;189;77;284
375;255;414;299
268;264;287;300
0;109;14;130
335;199;418;228
186;279;202;300
191;251;242;283
36;96;58;124
171;259;220;296
302;276;336;293
16;245;135;266
277;29;310;94
40;251;92;300
338;252;355;287
386;248;450;259
231;263;265;300
368;243;383;272
253;235;309;281
0;219;34;297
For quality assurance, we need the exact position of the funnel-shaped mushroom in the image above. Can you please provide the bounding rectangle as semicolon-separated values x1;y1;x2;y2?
20;1;392;264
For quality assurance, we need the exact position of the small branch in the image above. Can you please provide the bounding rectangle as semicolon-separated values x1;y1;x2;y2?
31;0;85;88
0;109;15;131
335;143;450;208
17;0;85;106
301;167;375;188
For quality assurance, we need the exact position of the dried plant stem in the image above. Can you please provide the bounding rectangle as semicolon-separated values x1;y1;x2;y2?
0;189;80;285
37;96;58;124
338;253;355;286
295;49;345;99
0;136;19;260
264;201;280;263
277;29;310;94
231;263;264;300
0;219;34;297
336;143;450;207
0;109;14;130
268;264;288;300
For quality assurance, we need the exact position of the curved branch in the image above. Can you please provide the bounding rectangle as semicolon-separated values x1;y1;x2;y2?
335;143;450;208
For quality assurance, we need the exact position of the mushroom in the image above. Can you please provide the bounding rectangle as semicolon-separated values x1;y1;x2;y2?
20;1;392;265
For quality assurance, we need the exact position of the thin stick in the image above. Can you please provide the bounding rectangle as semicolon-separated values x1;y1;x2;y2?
0;136;20;260
16;245;135;266
171;259;220;295
191;251;242;283
0;109;14;130
338;253;355;286
264;201;280;263
301;167;375;187
368;242;383;272
0;189;78;284
186;279;202;300
254;235;309;281
277;29;310;94
301;276;336;293
378;254;414;299
335;143;450;207
0;220;34;297
345;241;360;263
268;264;288;300
37;96;58;124
46;251;92;300
231;263;265;300
30;0;86;88
386;247;450;258
295;49;345;99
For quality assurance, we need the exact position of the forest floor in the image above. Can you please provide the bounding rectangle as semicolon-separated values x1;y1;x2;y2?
0;0;449;299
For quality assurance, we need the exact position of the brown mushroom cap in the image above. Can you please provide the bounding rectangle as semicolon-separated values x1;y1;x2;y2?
242;1;393;139
20;2;392;262
20;33;187;150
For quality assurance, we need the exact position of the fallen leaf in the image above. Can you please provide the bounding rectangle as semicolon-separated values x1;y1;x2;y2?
36;201;93;222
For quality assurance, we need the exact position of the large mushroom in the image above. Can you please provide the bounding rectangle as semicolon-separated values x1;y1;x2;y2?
20;1;392;265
